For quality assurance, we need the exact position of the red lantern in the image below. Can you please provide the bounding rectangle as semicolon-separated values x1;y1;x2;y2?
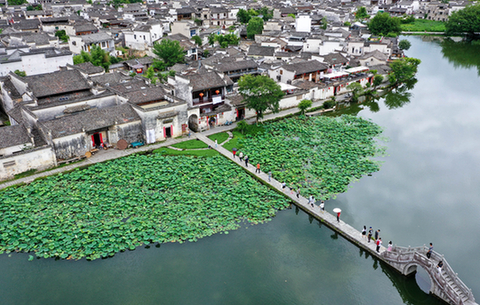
215;90;220;95
199;93;204;97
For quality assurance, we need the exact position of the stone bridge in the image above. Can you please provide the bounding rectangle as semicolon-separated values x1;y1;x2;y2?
382;245;476;305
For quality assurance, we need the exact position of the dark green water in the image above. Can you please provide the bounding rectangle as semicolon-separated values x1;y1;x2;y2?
1;36;479;304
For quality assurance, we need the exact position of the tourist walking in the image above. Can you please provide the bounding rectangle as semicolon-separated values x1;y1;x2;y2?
239;152;244;161
361;226;367;240
427;243;433;259
281;182;286;191
336;211;341;222
374;229;380;241
319;201;325;212
244;155;249;167
296;188;300;198
233;149;237;159
387;241;393;251
367;227;373;243
215;139;218;148
376;238;382;253
268;171;272;182
256;163;261;173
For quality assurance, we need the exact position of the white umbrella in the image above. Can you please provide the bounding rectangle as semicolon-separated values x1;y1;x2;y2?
333;208;342;213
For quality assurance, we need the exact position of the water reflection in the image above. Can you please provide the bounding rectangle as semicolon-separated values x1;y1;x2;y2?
381;263;444;305
440;39;480;75
328;78;417;116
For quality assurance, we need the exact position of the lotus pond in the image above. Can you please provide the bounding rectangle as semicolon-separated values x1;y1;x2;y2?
238;115;385;200
0;154;290;260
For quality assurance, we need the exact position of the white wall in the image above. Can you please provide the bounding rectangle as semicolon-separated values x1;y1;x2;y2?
0;53;73;77
0;147;56;181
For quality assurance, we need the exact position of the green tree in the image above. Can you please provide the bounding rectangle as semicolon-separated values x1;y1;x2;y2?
152;59;166;71
355;7;369;20
398;39;411;51
152;39;185;67
203;49;210;57
237;9;251;24
298;99;312;115
73;51;91;65
145;66;158;85
257;7;273;21
247;17;264;39
55;30;69;43
368;12;401;36
215;33;239;48
287;13;296;19
347;82;364;102
389;57;421;84
344;21;351;27
109;55;121;64
192;35;202;46
89;45;110;71
238;75;284;123
321;17;328;30
445;3;480;36
373;75;384;89
26;4;42;10
14;70;26;77
8;0;27;5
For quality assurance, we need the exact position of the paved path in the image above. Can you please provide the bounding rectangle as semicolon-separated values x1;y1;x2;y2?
194;132;388;257
0;136;188;190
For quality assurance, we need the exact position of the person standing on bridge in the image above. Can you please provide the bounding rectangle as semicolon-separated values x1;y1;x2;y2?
368;227;373;243
239;151;244;162
427;243;433;259
361;226;367;240
388;241;393;251
320;200;325;212
374;229;380;242
376;238;382;253
281;182;286;191
244;155;249;167
256;163;261;174
296;188;300;198
233;149;237;159
336;211;341;222
268;171;272;182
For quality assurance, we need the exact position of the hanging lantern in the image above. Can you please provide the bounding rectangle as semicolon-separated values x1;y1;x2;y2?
215;90;220;95
199;92;204;97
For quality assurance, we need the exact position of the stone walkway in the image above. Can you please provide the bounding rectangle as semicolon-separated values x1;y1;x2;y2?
194;132;388;258
0;136;189;190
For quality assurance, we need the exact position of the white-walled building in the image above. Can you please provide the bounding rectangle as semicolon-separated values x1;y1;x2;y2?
295;15;312;32
124;24;163;50
69;32;115;54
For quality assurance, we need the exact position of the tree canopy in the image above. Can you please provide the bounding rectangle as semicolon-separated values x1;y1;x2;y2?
247;17;264;39
192;35;202;46
8;0;26;5
55;30;69;43
238;75;284;123
73;45;110;71
445;3;480;36
237;9;252;24
210;33;239;48
368;12;401;36
152;39;185;67
398;39;411;51
388;57;421;84
298;99;312;115
355;7;369;20
237;7;272;24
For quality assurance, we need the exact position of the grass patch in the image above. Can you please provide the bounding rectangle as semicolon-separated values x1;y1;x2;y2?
401;19;446;32
171;139;208;149
208;132;229;144
223;131;245;151
154;147;219;157
14;169;37;179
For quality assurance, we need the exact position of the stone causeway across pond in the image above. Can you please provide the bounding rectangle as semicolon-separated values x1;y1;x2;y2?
194;132;478;305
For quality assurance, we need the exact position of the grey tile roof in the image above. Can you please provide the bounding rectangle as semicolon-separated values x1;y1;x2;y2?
212;59;258;73
282;60;328;74
21;69;91;98
42;103;140;138
122;86;167;104
80;32;112;44
72;62;105;75
90;71;132;86
185;71;232;91
165;33;196;49
247;45;275;57
0;124;31;149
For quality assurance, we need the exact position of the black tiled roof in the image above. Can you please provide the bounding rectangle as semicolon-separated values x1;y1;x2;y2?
21;69;90;98
0;124;31;149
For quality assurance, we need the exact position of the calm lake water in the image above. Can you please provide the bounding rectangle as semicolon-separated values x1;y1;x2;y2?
1;36;479;305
